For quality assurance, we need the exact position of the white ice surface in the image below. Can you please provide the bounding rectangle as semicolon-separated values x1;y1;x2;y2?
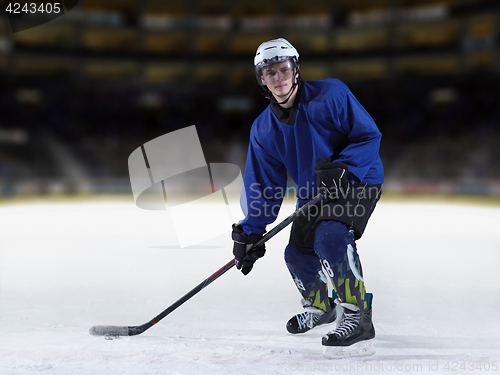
0;200;499;375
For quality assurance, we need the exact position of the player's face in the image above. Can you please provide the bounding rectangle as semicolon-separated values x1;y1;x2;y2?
261;61;298;102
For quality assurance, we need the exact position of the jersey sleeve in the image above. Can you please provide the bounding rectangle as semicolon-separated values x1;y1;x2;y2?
334;84;382;182
238;128;287;235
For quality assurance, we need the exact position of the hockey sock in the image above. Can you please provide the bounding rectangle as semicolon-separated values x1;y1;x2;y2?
285;244;334;313
301;270;331;312
314;221;369;310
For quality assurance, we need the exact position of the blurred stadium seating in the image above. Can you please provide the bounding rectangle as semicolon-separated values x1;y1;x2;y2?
0;0;499;197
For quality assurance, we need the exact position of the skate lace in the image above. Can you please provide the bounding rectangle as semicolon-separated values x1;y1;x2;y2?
332;310;360;338
296;311;320;331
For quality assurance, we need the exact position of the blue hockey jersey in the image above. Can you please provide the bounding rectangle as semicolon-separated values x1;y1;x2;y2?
240;78;384;235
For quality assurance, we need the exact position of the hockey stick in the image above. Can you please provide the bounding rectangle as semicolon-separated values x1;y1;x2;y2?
89;189;327;337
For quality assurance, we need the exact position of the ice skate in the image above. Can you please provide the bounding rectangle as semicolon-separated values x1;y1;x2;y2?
322;301;375;359
287;306;337;334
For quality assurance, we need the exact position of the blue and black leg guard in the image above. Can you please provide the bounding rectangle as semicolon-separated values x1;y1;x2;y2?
314;221;369;310
284;244;336;313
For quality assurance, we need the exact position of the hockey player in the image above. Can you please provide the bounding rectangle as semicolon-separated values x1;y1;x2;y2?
231;38;384;358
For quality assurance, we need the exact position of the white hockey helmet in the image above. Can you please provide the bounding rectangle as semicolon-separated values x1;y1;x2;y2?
254;38;299;86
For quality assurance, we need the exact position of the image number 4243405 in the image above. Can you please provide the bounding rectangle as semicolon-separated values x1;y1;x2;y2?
3;0;79;33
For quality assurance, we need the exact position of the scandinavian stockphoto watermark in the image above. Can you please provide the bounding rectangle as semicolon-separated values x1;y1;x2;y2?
2;0;79;33
127;126;380;247
128;126;245;248
245;181;381;220
289;360;499;372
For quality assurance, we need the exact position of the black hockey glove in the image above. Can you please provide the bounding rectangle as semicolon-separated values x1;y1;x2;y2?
232;224;266;276
314;159;350;199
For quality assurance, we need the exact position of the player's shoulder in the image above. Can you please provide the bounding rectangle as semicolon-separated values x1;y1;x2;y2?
304;78;350;97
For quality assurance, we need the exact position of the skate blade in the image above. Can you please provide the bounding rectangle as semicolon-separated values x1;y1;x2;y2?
322;339;375;359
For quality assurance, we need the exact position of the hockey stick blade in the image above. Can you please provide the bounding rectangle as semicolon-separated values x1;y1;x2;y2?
89;189;326;337
89;325;130;336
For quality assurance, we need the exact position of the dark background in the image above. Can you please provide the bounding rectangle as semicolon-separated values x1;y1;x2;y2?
0;0;499;197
